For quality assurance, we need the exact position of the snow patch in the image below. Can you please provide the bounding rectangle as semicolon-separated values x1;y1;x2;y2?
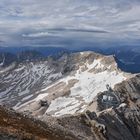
43;58;127;116
21;95;33;102
46;97;82;116
35;93;48;101
87;59;104;70
70;70;126;103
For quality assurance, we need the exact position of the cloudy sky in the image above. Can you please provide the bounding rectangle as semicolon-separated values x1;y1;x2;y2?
0;0;140;49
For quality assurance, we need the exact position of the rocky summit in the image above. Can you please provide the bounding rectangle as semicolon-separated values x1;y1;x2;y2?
0;51;139;140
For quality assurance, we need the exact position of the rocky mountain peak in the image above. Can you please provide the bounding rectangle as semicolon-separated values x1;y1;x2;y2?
9;51;132;118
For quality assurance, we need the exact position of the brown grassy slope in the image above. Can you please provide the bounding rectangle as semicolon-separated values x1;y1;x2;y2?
0;106;76;140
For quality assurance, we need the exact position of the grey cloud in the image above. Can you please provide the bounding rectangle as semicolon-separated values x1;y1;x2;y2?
0;0;140;47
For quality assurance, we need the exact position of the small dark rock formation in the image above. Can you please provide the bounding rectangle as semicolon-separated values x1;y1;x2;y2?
40;100;49;107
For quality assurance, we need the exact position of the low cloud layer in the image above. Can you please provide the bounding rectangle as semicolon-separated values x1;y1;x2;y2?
0;0;140;48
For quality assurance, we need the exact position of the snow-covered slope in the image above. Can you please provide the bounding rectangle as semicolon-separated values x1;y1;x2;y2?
13;51;132;117
0;60;63;107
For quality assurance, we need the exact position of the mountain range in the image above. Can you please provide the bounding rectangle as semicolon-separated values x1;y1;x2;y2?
0;51;140;140
0;46;140;73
